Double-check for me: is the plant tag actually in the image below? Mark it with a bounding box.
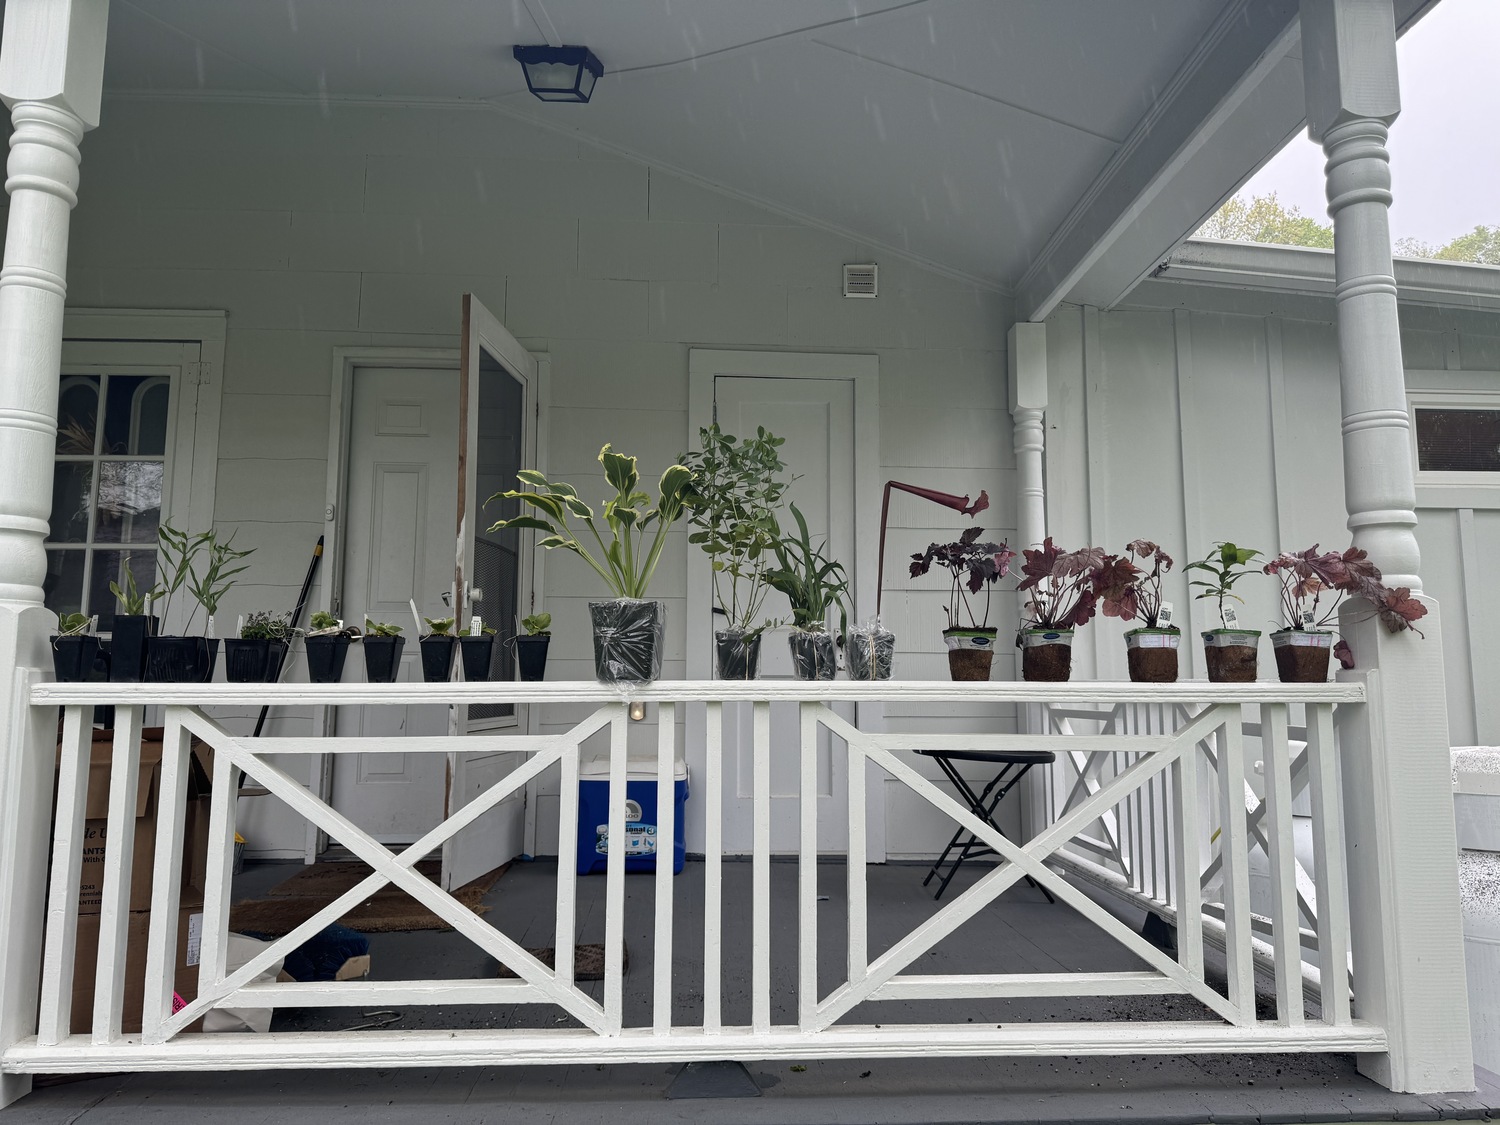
[408,598,424,637]
[1158,601,1174,628]
[206,614,216,639]
[236,614,245,637]
[470,615,483,635]
[1301,609,1316,628]
[1221,605,1239,628]
[186,912,203,967]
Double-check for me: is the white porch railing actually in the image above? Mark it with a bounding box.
[3,680,1378,1076]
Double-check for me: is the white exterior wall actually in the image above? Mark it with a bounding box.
[1047,283,1500,745]
[20,97,1018,857]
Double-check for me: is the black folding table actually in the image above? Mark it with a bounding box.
[916,747,1057,902]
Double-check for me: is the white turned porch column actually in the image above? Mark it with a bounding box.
[1007,322,1048,552]
[1302,0,1471,1095]
[0,0,107,1108]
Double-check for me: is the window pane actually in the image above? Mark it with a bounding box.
[104,375,170,456]
[49,463,93,543]
[44,550,85,618]
[94,461,163,544]
[56,376,100,454]
[1416,408,1500,473]
[89,549,158,633]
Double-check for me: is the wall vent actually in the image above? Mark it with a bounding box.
[843,263,878,298]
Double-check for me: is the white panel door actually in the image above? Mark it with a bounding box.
[714,376,855,853]
[333,367,461,843]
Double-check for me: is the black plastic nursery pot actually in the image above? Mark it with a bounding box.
[51,635,103,683]
[223,638,280,683]
[363,635,406,683]
[515,635,550,682]
[589,600,665,684]
[788,630,837,681]
[305,634,351,684]
[1202,629,1261,683]
[460,635,495,682]
[847,627,895,681]
[420,635,457,683]
[715,630,761,681]
[108,614,156,682]
[145,636,218,684]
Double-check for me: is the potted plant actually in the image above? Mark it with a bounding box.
[305,611,355,684]
[146,526,253,683]
[909,527,1015,681]
[362,619,405,683]
[1185,542,1263,682]
[1015,538,1107,682]
[679,423,792,680]
[107,563,160,682]
[224,611,290,683]
[845,619,896,681]
[459,621,498,682]
[1096,540,1181,682]
[764,504,850,681]
[489,445,693,684]
[513,613,551,682]
[419,616,457,683]
[51,613,102,683]
[1263,544,1428,681]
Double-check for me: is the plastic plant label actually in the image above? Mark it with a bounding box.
[1301,609,1316,628]
[1158,601,1174,627]
[186,912,203,966]
[1221,605,1239,628]
[470,615,483,635]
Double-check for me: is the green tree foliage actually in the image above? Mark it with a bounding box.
[1396,225,1500,265]
[1197,192,1334,248]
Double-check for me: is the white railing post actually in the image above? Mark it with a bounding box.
[1301,0,1471,1093]
[1009,322,1048,844]
[0,1,107,1106]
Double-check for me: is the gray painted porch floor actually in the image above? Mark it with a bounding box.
[8,858,1498,1124]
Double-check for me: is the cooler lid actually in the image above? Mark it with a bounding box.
[578,757,688,782]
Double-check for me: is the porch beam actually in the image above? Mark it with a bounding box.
[1301,0,1471,1095]
[0,0,108,1110]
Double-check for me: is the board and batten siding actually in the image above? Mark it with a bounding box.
[28,97,1019,858]
[1046,286,1500,747]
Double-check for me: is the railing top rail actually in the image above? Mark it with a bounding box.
[30,679,1367,707]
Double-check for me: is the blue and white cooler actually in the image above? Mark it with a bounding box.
[576,758,688,875]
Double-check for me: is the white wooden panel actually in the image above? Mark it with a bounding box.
[579,219,717,283]
[647,281,788,344]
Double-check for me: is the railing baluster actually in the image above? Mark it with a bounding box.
[652,702,676,1035]
[38,705,91,1044]
[752,700,771,1034]
[1171,713,1204,981]
[703,701,722,1033]
[92,705,143,1044]
[847,704,868,986]
[1307,702,1352,1025]
[603,707,628,1033]
[196,717,238,1023]
[141,711,194,1044]
[798,702,819,1029]
[1216,709,1256,1024]
[1262,702,1305,1026]
[554,730,580,995]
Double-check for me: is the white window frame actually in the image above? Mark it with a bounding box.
[1407,370,1500,510]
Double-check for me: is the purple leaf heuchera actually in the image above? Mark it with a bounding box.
[910,527,1015,631]
[1263,543,1427,667]
[1016,537,1108,631]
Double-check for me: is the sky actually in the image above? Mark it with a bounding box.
[1239,0,1500,248]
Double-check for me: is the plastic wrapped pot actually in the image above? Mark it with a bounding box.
[1125,628,1180,683]
[1202,629,1260,683]
[145,636,218,683]
[363,635,406,684]
[847,624,895,681]
[515,635,550,682]
[589,599,665,684]
[1272,629,1332,683]
[944,627,997,681]
[51,635,102,682]
[223,638,282,683]
[788,630,837,681]
[109,614,156,682]
[419,635,457,683]
[715,629,761,681]
[460,635,495,682]
[1020,629,1073,682]
[305,634,351,683]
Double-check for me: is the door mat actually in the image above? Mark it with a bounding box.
[228,864,506,936]
[496,943,625,982]
[264,859,443,898]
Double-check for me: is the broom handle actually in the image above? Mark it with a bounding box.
[251,536,323,738]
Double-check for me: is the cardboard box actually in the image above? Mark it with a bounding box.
[65,727,213,915]
[70,905,204,1035]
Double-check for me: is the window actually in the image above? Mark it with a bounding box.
[45,369,175,631]
[1415,407,1500,473]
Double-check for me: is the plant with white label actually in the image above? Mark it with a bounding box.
[1095,539,1175,630]
[1184,541,1261,628]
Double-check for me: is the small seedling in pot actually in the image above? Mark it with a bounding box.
[109,564,161,617]
[364,619,403,637]
[240,611,290,641]
[56,612,91,637]
[1185,542,1262,627]
[520,612,552,636]
[309,610,343,634]
[424,617,455,636]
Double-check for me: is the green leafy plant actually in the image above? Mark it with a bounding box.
[240,611,290,641]
[309,611,340,632]
[56,612,91,637]
[520,612,552,637]
[364,619,403,637]
[186,530,254,628]
[154,523,211,625]
[487,445,694,600]
[459,624,498,637]
[764,504,850,636]
[109,563,161,617]
[679,424,792,637]
[1185,542,1263,626]
[424,617,455,636]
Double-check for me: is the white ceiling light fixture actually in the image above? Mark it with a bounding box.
[512,45,604,103]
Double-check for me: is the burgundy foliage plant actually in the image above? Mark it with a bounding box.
[909,527,1015,630]
[1095,539,1175,629]
[1263,543,1427,667]
[1016,538,1108,631]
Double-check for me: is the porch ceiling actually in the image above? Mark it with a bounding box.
[24,0,1441,312]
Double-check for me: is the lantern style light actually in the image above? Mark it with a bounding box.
[512,45,604,103]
